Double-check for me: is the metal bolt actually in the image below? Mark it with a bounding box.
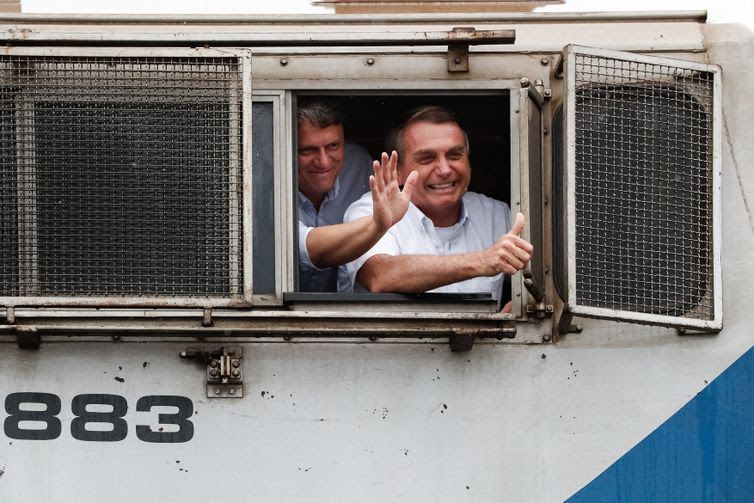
[210,359,219,368]
[209,369,219,378]
[542,334,552,343]
[545,305,554,313]
[232,369,240,378]
[453,57,461,64]
[544,89,552,99]
[215,389,220,395]
[514,108,520,114]
[229,388,236,395]
[520,77,530,88]
[280,58,288,66]
[541,57,549,66]
[366,58,375,65]
[543,127,549,135]
[232,359,240,368]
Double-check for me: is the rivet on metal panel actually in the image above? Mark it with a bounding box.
[210,359,219,368]
[202,308,213,327]
[366,58,375,65]
[542,334,552,343]
[519,77,530,88]
[232,369,240,378]
[544,89,552,100]
[229,388,236,395]
[543,127,549,135]
[280,58,288,66]
[541,57,549,66]
[447,42,469,73]
[209,369,219,378]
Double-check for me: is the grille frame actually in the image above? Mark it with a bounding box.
[562,45,722,330]
[0,46,254,308]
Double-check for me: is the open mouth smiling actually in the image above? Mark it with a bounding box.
[427,181,456,191]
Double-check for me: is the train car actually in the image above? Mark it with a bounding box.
[0,9,751,502]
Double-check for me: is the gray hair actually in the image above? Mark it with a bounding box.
[297,101,344,129]
[388,105,470,166]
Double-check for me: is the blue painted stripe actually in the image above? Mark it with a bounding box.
[567,345,754,503]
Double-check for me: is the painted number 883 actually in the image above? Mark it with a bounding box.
[3,393,194,443]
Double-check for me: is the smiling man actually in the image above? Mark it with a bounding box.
[341,106,533,299]
[297,102,372,291]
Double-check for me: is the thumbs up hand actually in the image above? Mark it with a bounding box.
[477,212,534,276]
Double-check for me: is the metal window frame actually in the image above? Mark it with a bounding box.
[562,44,722,330]
[287,87,525,318]
[0,46,254,308]
[250,90,288,305]
[512,84,546,319]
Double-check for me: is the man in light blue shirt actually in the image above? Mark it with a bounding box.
[297,103,371,291]
[342,106,533,301]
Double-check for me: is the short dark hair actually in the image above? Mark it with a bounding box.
[297,101,344,129]
[388,105,470,166]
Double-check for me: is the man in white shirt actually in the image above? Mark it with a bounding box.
[342,106,533,300]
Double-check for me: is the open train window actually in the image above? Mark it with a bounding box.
[287,91,527,313]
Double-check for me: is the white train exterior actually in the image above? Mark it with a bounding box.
[0,10,751,502]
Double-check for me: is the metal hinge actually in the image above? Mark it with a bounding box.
[180,345,244,398]
[447,27,516,73]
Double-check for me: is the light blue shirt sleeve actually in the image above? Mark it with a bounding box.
[298,220,326,272]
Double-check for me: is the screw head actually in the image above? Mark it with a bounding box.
[232,359,240,368]
[209,369,219,378]
[232,369,241,378]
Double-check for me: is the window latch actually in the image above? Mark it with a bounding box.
[180,345,244,398]
[523,270,544,303]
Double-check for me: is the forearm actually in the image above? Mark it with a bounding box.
[306,216,386,268]
[357,252,488,293]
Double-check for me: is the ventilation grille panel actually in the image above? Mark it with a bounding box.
[0,55,245,300]
[570,49,716,322]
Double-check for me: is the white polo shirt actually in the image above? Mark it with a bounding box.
[340,191,512,298]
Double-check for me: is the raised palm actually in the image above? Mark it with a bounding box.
[369,151,418,232]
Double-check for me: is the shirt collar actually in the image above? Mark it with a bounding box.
[298,173,342,210]
[414,196,470,229]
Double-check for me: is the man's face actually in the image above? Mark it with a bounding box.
[400,121,471,226]
[297,120,345,206]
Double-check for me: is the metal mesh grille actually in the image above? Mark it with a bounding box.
[573,53,714,319]
[0,55,244,299]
